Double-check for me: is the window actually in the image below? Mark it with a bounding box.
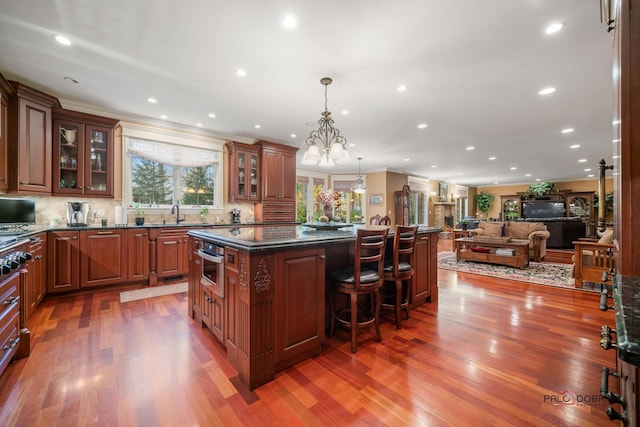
[121,122,224,210]
[407,176,429,225]
[297,170,327,222]
[332,176,366,223]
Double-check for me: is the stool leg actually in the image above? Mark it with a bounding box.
[329,287,336,337]
[395,279,402,329]
[404,277,412,320]
[350,293,358,353]
[374,288,382,342]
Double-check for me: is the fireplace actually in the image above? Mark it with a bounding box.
[434,202,456,229]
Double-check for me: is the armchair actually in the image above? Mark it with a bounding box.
[571,228,616,288]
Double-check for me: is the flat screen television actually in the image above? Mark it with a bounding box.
[523,201,566,219]
[0,197,36,226]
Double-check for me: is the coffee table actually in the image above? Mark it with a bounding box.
[454,237,530,269]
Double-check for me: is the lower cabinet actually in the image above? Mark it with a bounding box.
[80,229,127,288]
[47,231,80,293]
[24,233,46,324]
[127,228,149,282]
[154,228,189,280]
[202,287,224,343]
[411,232,438,307]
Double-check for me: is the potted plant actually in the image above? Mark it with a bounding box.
[460,219,468,230]
[133,203,145,225]
[200,206,209,223]
[474,191,495,217]
[527,181,556,198]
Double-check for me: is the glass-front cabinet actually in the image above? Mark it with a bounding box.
[225,141,261,202]
[52,110,117,197]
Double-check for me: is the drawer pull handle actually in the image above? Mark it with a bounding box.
[3,295,20,306]
[97,231,113,235]
[600,325,617,350]
[3,337,20,351]
[605,406,627,423]
[599,291,613,311]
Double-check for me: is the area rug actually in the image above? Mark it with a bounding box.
[437,251,575,289]
[120,282,188,303]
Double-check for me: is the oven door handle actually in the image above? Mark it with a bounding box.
[197,249,224,263]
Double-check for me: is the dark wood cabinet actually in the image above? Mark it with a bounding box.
[127,228,150,282]
[274,248,325,371]
[7,81,60,194]
[395,185,411,225]
[155,228,189,279]
[411,232,438,307]
[47,231,80,293]
[52,110,118,197]
[226,141,261,202]
[188,237,203,322]
[80,229,127,288]
[24,233,46,325]
[224,246,240,364]
[255,140,298,223]
[0,75,14,193]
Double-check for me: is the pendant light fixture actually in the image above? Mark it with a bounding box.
[301,77,350,167]
[352,157,367,194]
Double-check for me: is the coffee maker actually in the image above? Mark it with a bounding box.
[67,202,89,227]
[230,208,241,224]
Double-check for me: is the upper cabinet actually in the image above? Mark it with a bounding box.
[254,140,298,223]
[0,75,14,193]
[226,141,261,202]
[7,81,60,194]
[52,109,118,197]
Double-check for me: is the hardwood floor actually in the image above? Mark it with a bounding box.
[0,268,615,426]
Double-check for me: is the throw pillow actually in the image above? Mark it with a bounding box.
[598,229,614,244]
[482,222,503,237]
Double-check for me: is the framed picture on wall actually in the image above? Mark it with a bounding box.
[439,183,448,201]
[369,194,383,205]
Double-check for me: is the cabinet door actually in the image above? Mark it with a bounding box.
[80,230,127,287]
[261,147,281,201]
[0,87,9,192]
[280,150,296,202]
[189,238,203,322]
[274,247,325,371]
[24,234,46,324]
[411,234,438,307]
[225,247,240,365]
[83,125,113,196]
[156,230,188,278]
[53,118,84,194]
[47,231,79,293]
[227,142,261,202]
[127,228,149,282]
[15,98,52,193]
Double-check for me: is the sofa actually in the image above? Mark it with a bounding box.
[468,221,551,262]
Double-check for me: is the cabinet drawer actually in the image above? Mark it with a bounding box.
[0,303,20,374]
[0,272,20,321]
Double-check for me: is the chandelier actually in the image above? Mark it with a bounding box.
[301,77,350,167]
[352,157,366,194]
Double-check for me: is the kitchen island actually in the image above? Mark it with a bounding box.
[187,224,440,390]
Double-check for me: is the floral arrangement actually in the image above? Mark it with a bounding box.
[315,188,341,209]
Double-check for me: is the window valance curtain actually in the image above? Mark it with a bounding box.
[129,138,220,167]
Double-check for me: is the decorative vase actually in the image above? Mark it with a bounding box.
[322,205,333,222]
[135,217,145,226]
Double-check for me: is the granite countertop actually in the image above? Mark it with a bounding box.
[188,225,441,251]
[613,275,640,366]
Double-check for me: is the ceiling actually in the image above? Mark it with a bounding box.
[0,0,615,187]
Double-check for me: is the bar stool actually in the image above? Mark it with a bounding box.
[381,225,418,329]
[329,227,389,353]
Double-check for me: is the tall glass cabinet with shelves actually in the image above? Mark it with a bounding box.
[52,110,118,197]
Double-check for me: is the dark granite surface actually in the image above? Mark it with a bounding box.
[613,275,640,366]
[188,224,441,251]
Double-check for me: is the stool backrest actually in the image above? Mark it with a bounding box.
[353,228,389,289]
[379,215,391,225]
[392,225,418,272]
[370,214,382,225]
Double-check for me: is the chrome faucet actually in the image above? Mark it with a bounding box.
[171,204,185,224]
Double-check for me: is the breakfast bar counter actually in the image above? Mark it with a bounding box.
[187,225,440,389]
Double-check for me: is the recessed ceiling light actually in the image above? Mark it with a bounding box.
[196,123,203,127]
[561,128,574,134]
[254,124,261,129]
[613,119,621,125]
[147,97,157,104]
[588,174,595,177]
[403,158,410,162]
[208,113,216,118]
[494,182,499,185]
[341,110,349,115]
[613,155,621,159]
[578,159,587,163]
[397,84,407,92]
[466,146,475,151]
[290,134,296,138]
[431,165,437,168]
[417,123,428,129]
[584,168,592,172]
[458,173,464,176]
[63,76,78,84]
[510,167,517,170]
[539,87,556,95]
[613,139,620,143]
[53,35,71,45]
[535,178,541,181]
[348,143,356,147]
[545,22,564,34]
[570,144,580,149]
[525,173,531,177]
[160,114,168,120]
[236,69,247,77]
[488,156,496,160]
[282,14,297,29]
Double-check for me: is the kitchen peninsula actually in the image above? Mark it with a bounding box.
[187,225,440,390]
